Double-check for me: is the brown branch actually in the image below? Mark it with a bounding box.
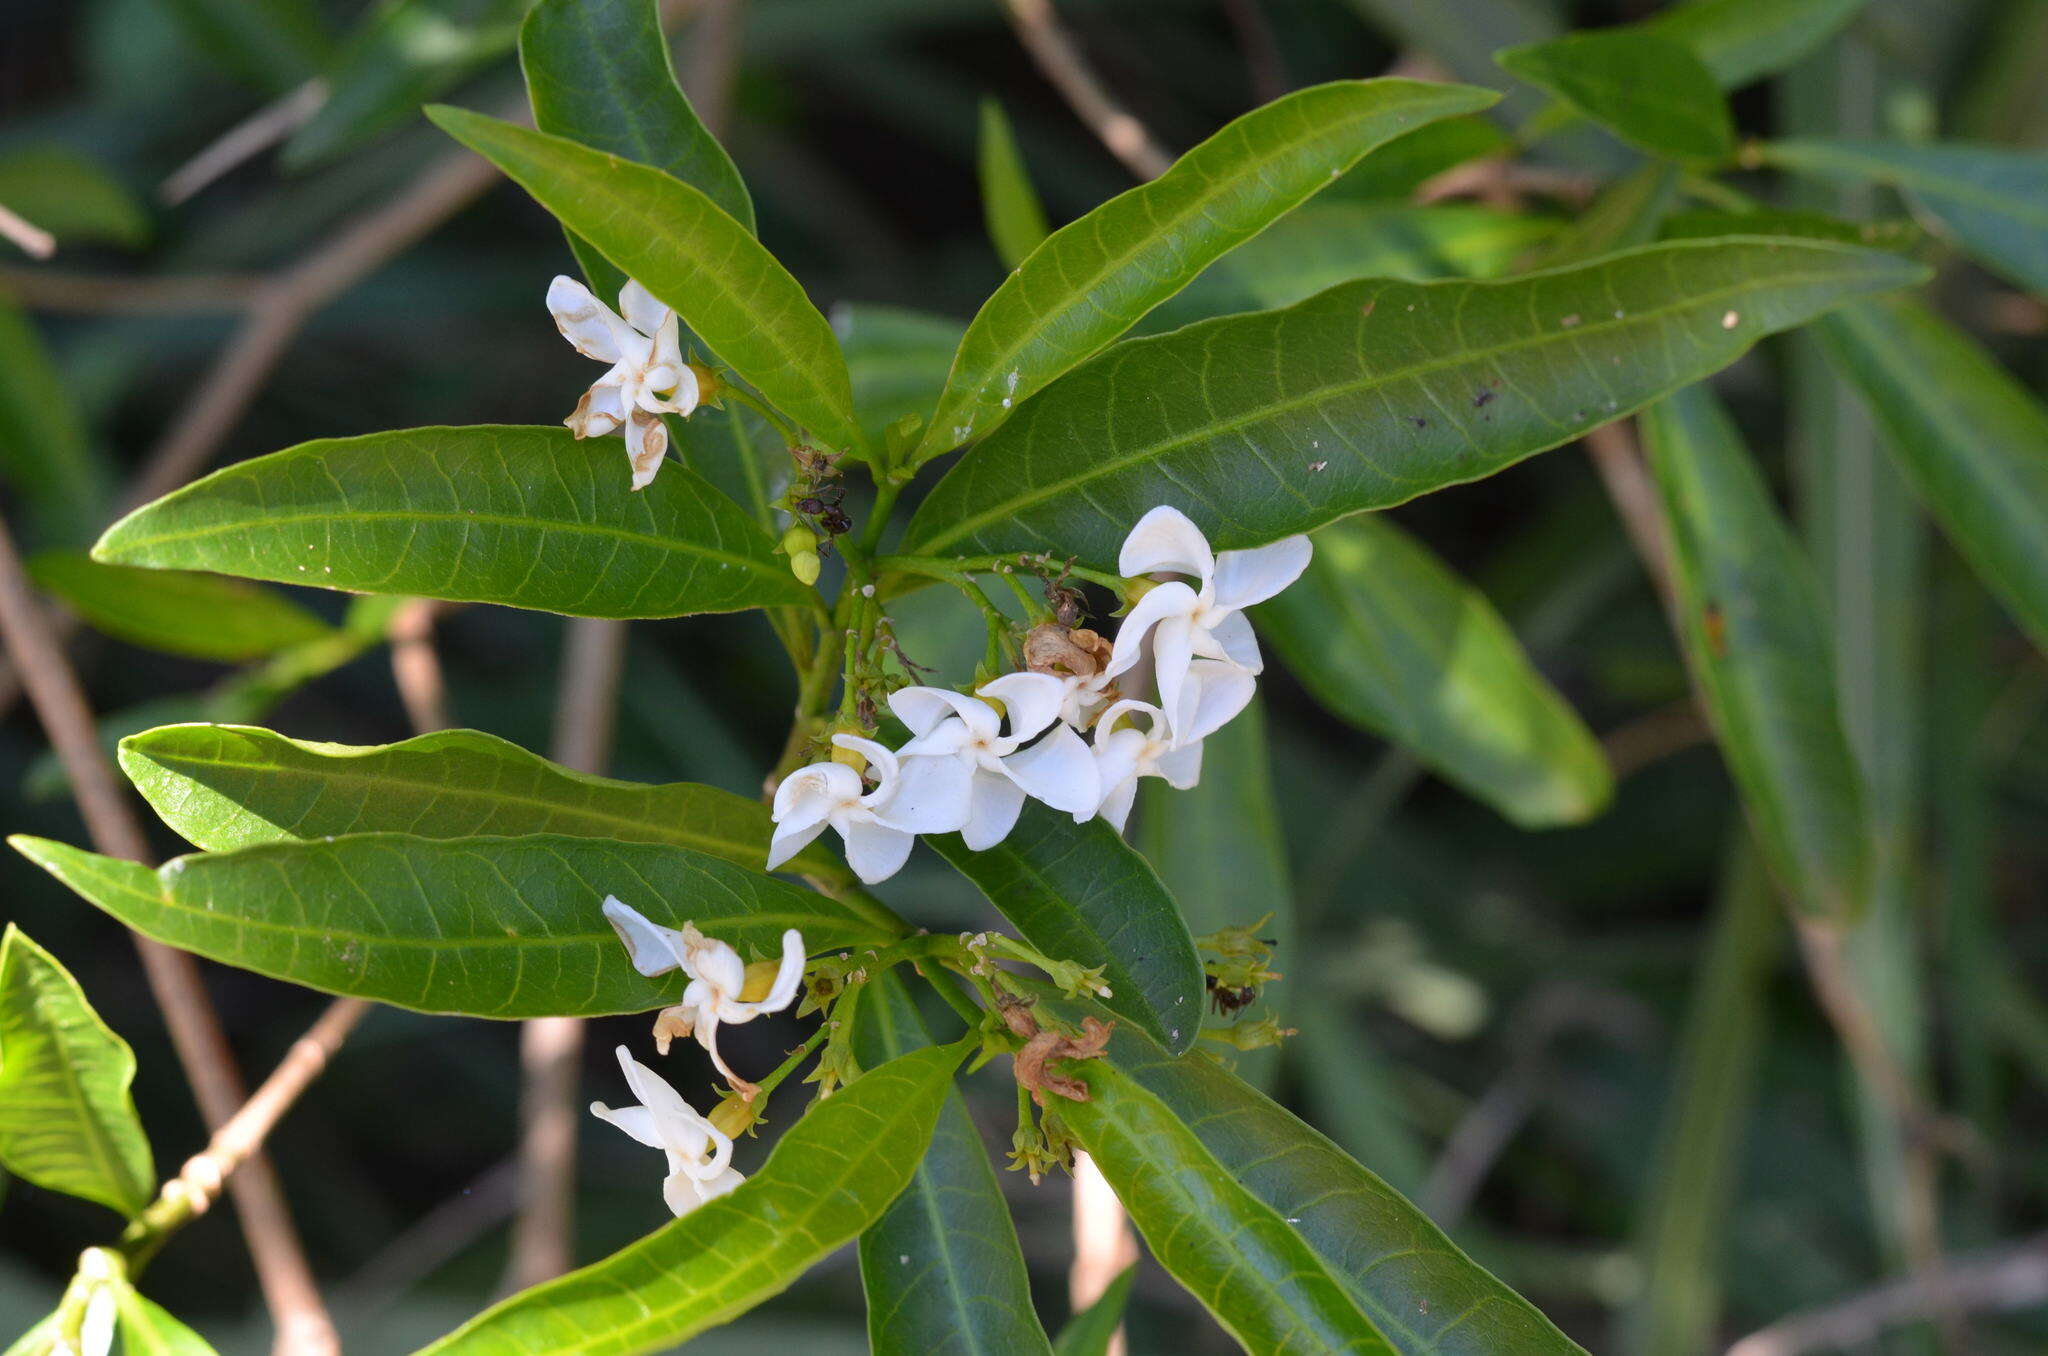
[1726,1235,2048,1356]
[1071,1153,1138,1356]
[0,203,56,259]
[1001,0,1173,180]
[160,80,326,206]
[1582,418,1676,606]
[1600,697,1710,783]
[389,599,453,734]
[0,512,341,1356]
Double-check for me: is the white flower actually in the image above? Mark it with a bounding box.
[1105,506,1310,738]
[1089,696,1205,832]
[891,671,1100,849]
[548,275,700,490]
[589,1045,744,1217]
[768,733,969,883]
[602,897,808,1097]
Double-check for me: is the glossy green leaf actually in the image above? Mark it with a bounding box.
[28,552,335,662]
[1261,517,1611,829]
[116,723,852,884]
[0,293,104,547]
[1052,1264,1134,1356]
[286,0,528,168]
[1816,296,2048,653]
[1659,207,1922,252]
[0,927,154,1218]
[93,426,807,618]
[978,99,1050,271]
[521,0,753,300]
[1640,384,1870,918]
[1643,0,1869,88]
[0,148,149,249]
[1065,1024,1587,1354]
[421,1043,963,1355]
[834,305,965,445]
[112,1287,219,1355]
[150,0,330,91]
[426,109,862,453]
[1760,138,2048,296]
[912,79,1501,462]
[931,801,1202,1053]
[9,833,891,1018]
[1532,162,1677,268]
[1325,116,1512,203]
[1497,32,1735,162]
[855,974,1051,1356]
[906,238,1924,572]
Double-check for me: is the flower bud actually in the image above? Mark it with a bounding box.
[790,548,822,585]
[688,361,724,406]
[709,1095,759,1138]
[738,958,783,1003]
[781,523,816,556]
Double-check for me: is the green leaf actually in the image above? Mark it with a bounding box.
[1052,1264,1134,1356]
[112,1287,220,1355]
[0,148,150,250]
[28,552,335,662]
[0,927,155,1218]
[1496,31,1735,163]
[93,426,808,618]
[1659,207,1923,251]
[977,99,1050,271]
[9,833,891,1018]
[149,0,330,91]
[1532,161,1678,269]
[912,79,1501,462]
[1817,297,2048,654]
[520,0,754,299]
[1640,384,1871,918]
[1323,116,1512,203]
[117,722,851,884]
[426,109,862,454]
[421,1043,964,1355]
[931,801,1203,1053]
[0,292,105,548]
[854,974,1052,1356]
[1643,0,1870,89]
[1064,1024,1587,1354]
[1340,0,1557,113]
[285,0,529,169]
[1258,516,1612,829]
[1760,138,2048,297]
[834,305,966,445]
[904,238,1925,569]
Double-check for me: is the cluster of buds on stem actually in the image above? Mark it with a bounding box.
[776,444,849,585]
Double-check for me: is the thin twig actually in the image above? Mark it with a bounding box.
[1001,0,1173,180]
[160,80,327,206]
[1726,1235,2048,1356]
[0,203,56,259]
[0,513,341,1356]
[0,266,262,313]
[1581,419,1676,606]
[1600,697,1710,783]
[1071,1152,1138,1356]
[389,599,453,734]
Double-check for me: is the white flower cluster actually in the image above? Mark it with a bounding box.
[588,897,809,1218]
[548,276,700,490]
[769,507,1312,883]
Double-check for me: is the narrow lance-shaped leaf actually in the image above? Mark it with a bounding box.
[906,238,1926,570]
[117,723,852,884]
[1496,31,1735,163]
[912,78,1501,462]
[427,109,863,454]
[420,1043,964,1356]
[978,99,1050,271]
[1643,0,1870,89]
[854,974,1052,1356]
[1640,384,1871,918]
[1052,1265,1135,1356]
[0,147,151,250]
[1816,296,2048,654]
[1258,516,1613,829]
[0,927,155,1218]
[93,426,808,618]
[1062,1022,1587,1354]
[152,0,331,92]
[521,0,754,299]
[931,801,1203,1054]
[10,833,894,1018]
[28,552,335,663]
[0,292,105,547]
[113,1284,220,1356]
[1759,139,2048,298]
[1532,161,1678,269]
[834,305,966,445]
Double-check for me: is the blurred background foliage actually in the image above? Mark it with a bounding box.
[1,0,2044,1351]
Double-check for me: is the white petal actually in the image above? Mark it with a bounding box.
[894,715,976,760]
[1089,727,1145,808]
[615,1046,695,1122]
[975,670,1064,742]
[618,278,669,337]
[890,686,999,740]
[590,1100,667,1151]
[765,813,830,871]
[774,761,861,821]
[1211,535,1312,610]
[1002,723,1100,816]
[663,1168,711,1217]
[758,929,806,1012]
[687,933,746,999]
[837,817,915,883]
[602,897,689,976]
[79,1288,116,1356]
[1204,608,1263,673]
[697,1165,745,1201]
[961,767,1026,850]
[872,753,973,834]
[832,733,900,789]
[1106,581,1199,679]
[565,380,626,439]
[1148,614,1197,738]
[1174,660,1255,744]
[624,409,668,490]
[1154,738,1203,790]
[1118,505,1214,582]
[548,276,627,363]
[1097,776,1139,833]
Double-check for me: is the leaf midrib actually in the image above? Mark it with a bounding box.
[916,256,1879,553]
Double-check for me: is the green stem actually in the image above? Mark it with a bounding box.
[921,964,989,1030]
[857,477,904,556]
[752,1022,832,1100]
[877,552,1125,593]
